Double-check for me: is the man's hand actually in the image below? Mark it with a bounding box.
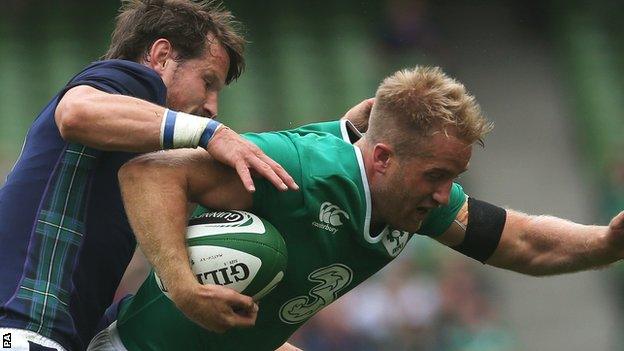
[341,98,374,133]
[605,211,624,255]
[207,126,299,193]
[276,342,303,351]
[171,283,258,333]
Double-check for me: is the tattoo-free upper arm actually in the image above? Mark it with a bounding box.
[483,210,534,269]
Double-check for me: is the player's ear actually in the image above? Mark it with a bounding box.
[372,143,393,174]
[145,39,175,76]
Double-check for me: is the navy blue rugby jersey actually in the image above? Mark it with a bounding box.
[0,59,166,350]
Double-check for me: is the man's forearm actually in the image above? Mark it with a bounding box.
[487,211,618,276]
[118,157,199,295]
[119,149,260,332]
[57,86,298,193]
[56,86,165,152]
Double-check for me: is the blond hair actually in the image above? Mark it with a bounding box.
[366,66,492,156]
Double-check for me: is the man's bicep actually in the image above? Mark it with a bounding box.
[483,210,531,267]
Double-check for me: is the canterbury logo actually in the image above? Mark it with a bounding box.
[318,202,349,226]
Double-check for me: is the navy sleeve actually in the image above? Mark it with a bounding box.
[62,59,167,105]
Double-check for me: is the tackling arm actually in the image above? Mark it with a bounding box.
[118,148,257,332]
[436,200,624,276]
[56,85,297,192]
[56,86,164,152]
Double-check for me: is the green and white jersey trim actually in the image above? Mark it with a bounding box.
[355,146,412,257]
[342,120,405,248]
[333,120,412,256]
[336,120,376,244]
[353,146,376,244]
[339,119,354,143]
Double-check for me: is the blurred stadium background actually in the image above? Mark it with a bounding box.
[2,0,624,350]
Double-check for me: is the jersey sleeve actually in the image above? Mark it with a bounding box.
[242,132,305,215]
[191,132,304,219]
[417,183,467,237]
[293,121,343,137]
[287,119,362,143]
[62,60,166,104]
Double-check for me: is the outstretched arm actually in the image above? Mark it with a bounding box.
[435,200,624,276]
[118,148,257,332]
[487,210,624,275]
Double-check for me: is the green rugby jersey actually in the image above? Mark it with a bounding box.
[115,120,466,350]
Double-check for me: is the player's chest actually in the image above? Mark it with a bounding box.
[258,230,402,327]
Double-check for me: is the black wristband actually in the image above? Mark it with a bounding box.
[453,197,506,263]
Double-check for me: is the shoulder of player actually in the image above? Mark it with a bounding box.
[300,142,366,200]
[244,127,356,167]
[67,59,166,103]
[76,59,159,78]
[286,119,359,142]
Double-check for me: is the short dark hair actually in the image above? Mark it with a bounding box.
[104,0,245,84]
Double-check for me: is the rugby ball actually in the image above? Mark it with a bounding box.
[155,210,287,301]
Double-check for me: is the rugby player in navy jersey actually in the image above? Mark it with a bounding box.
[0,1,300,350]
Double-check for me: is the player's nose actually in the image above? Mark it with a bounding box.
[432,181,452,206]
[203,92,218,118]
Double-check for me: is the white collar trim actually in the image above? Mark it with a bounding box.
[340,119,362,143]
[353,144,386,243]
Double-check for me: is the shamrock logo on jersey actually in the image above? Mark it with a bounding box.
[382,229,410,257]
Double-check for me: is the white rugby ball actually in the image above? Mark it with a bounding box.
[155,210,287,300]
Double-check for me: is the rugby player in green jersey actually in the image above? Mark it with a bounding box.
[91,66,624,350]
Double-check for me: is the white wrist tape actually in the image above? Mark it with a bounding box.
[160,109,222,149]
